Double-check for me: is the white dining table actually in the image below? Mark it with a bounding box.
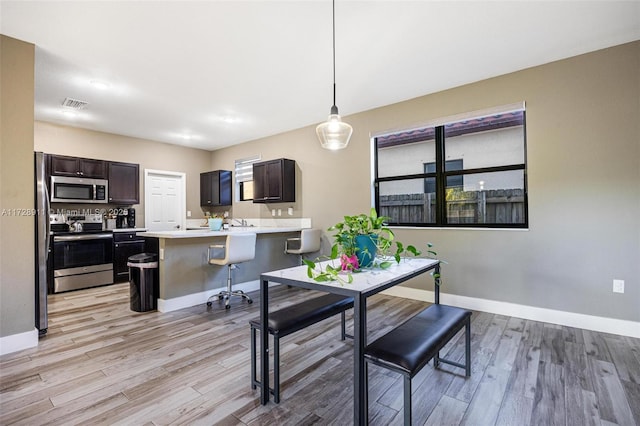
[259,257,440,425]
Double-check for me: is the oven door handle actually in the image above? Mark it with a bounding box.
[54,233,113,242]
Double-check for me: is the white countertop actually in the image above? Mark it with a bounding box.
[138,226,305,239]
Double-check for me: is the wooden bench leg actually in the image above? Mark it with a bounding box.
[403,375,412,426]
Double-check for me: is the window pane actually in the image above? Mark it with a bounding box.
[240,181,253,201]
[424,160,462,193]
[444,111,524,170]
[446,170,525,224]
[378,179,436,224]
[373,107,527,228]
[377,129,436,178]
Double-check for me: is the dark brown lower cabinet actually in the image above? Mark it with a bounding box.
[113,232,145,283]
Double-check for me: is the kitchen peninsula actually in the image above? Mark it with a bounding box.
[139,221,311,312]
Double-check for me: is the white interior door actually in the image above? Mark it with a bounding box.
[144,169,186,232]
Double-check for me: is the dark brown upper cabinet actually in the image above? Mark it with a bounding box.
[252,158,295,203]
[108,161,139,204]
[50,154,107,179]
[200,170,232,207]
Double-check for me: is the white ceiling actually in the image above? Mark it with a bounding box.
[2,1,639,151]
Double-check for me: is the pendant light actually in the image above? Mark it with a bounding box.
[316,0,352,150]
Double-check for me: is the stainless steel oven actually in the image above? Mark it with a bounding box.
[50,214,114,293]
[52,233,114,292]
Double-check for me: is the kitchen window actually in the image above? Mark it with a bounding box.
[373,104,528,228]
[234,155,261,201]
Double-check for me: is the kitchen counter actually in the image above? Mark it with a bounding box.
[139,226,305,239]
[140,225,312,312]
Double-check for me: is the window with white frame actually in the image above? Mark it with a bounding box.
[373,104,528,228]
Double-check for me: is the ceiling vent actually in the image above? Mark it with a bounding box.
[61,97,89,110]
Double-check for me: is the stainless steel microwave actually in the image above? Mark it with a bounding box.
[50,175,108,204]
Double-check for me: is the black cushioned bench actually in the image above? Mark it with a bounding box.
[250,293,354,403]
[364,286,471,425]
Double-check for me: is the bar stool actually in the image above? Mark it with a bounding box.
[207,232,257,309]
[284,228,321,264]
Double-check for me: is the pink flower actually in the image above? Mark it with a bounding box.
[340,253,359,271]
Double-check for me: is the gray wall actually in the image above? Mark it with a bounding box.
[210,41,640,322]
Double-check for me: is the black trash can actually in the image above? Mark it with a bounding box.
[127,253,159,312]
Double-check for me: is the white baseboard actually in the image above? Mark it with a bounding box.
[0,328,39,356]
[158,280,263,313]
[382,286,640,338]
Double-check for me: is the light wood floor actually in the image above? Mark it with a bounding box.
[1,283,639,425]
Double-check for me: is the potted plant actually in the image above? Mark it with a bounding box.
[206,213,224,231]
[304,208,433,284]
[329,207,404,270]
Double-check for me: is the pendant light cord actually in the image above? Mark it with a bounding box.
[332,0,337,109]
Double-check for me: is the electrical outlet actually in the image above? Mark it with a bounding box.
[187,210,191,217]
[613,279,624,293]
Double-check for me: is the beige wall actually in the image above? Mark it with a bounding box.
[34,122,215,223]
[0,35,35,338]
[211,41,640,322]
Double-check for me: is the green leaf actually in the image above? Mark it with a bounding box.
[303,259,315,269]
[379,261,392,269]
[330,244,339,259]
[407,245,421,256]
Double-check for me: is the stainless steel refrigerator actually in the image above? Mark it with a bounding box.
[34,152,50,335]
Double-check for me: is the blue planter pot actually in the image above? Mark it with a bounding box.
[208,218,223,231]
[355,234,378,268]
